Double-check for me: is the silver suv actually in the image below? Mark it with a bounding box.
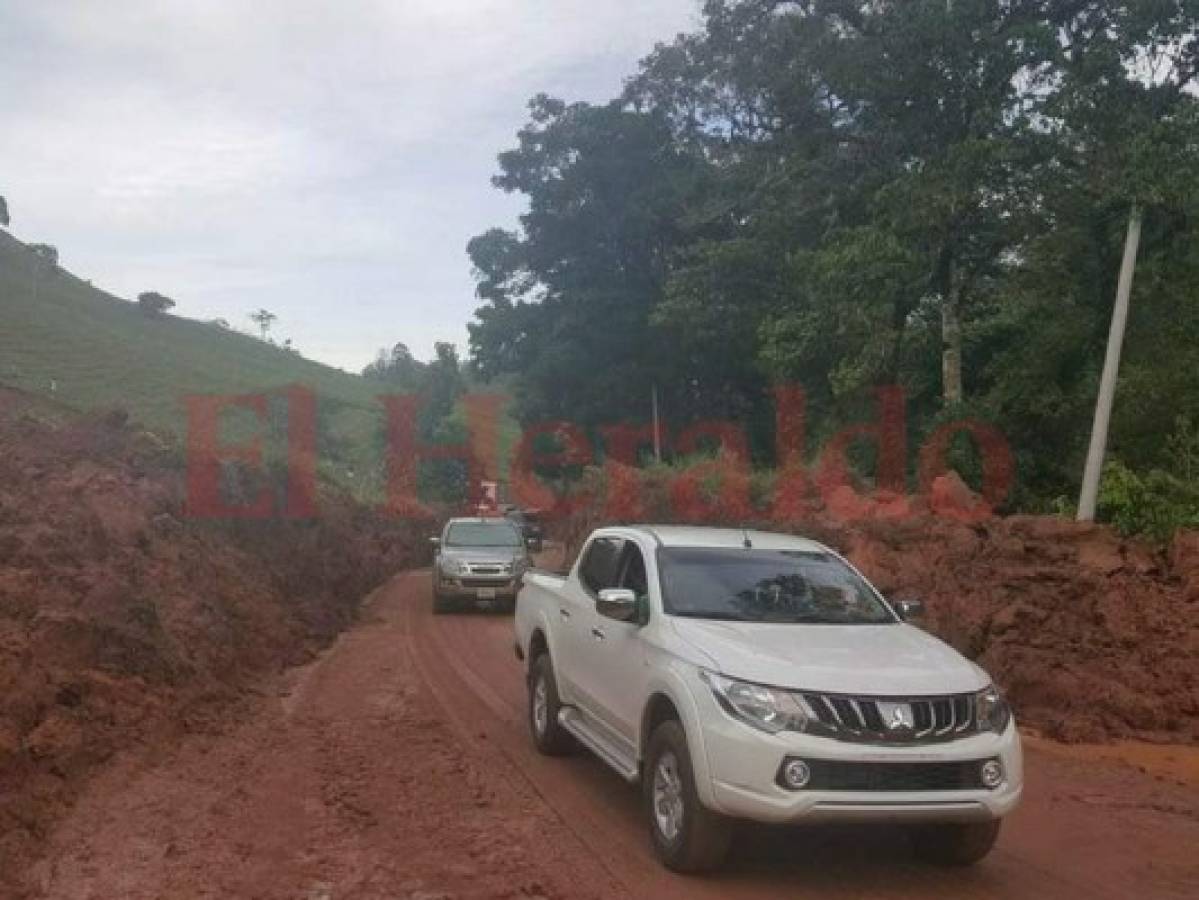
[431,517,529,614]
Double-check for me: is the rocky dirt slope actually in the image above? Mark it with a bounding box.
[0,389,432,888]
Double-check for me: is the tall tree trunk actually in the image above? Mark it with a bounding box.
[941,288,963,406]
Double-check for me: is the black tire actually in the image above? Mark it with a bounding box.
[432,589,454,614]
[911,820,1002,866]
[527,652,575,755]
[643,720,732,873]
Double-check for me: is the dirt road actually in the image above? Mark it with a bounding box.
[23,570,1199,899]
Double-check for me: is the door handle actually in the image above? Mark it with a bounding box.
[559,608,571,620]
[590,627,605,641]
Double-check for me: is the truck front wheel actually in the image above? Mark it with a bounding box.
[528,653,574,755]
[643,720,731,873]
[911,820,1001,866]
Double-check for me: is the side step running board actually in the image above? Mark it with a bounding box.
[558,708,639,782]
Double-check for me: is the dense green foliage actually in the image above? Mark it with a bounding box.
[468,0,1199,524]
[362,341,475,503]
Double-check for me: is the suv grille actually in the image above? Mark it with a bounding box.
[466,564,505,575]
[799,759,987,792]
[801,692,976,744]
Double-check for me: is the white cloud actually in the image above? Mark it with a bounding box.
[0,0,699,370]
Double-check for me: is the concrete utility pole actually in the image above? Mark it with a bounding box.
[1078,205,1143,521]
[651,384,662,463]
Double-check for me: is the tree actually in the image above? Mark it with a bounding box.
[363,341,424,387]
[28,244,58,268]
[469,0,1199,516]
[468,96,704,429]
[0,195,9,229]
[137,291,176,316]
[249,308,277,341]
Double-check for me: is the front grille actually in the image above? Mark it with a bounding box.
[799,759,987,792]
[460,576,511,588]
[466,564,505,575]
[801,691,976,744]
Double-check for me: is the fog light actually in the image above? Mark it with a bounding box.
[980,759,1004,789]
[781,758,811,790]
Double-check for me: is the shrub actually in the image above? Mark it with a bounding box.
[1098,460,1199,541]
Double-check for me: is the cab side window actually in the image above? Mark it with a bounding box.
[579,537,623,595]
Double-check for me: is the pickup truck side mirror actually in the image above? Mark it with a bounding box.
[596,588,638,623]
[894,598,925,621]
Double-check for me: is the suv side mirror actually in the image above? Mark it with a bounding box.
[894,598,925,621]
[429,536,440,552]
[596,588,638,623]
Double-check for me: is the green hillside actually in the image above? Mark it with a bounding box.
[0,229,387,496]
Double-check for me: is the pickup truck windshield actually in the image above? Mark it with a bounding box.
[659,548,896,625]
[445,522,522,548]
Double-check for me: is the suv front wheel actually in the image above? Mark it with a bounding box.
[643,719,731,873]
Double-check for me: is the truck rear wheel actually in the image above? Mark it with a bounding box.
[643,719,731,873]
[528,653,574,755]
[911,819,1001,866]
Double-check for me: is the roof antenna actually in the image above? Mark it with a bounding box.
[741,527,753,549]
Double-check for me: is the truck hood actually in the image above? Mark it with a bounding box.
[669,618,988,696]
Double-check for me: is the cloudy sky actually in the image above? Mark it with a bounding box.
[1,1,698,371]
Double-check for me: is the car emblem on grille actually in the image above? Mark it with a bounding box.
[877,701,914,735]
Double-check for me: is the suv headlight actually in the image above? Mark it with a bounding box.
[442,559,468,576]
[975,684,1011,733]
[701,671,809,734]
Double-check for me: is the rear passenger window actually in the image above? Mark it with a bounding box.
[579,537,623,594]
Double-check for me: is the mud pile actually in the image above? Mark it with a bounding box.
[0,390,432,882]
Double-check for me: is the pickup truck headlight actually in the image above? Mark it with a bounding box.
[975,684,1011,733]
[701,671,809,734]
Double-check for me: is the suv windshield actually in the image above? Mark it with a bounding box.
[445,522,522,548]
[659,548,895,625]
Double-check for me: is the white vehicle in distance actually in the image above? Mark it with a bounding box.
[513,525,1021,872]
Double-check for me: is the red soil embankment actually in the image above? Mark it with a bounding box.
[0,389,432,885]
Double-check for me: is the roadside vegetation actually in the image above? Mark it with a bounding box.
[467,0,1199,539]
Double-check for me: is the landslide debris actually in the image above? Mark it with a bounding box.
[0,389,432,885]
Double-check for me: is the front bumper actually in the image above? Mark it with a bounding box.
[694,685,1023,825]
[435,574,519,600]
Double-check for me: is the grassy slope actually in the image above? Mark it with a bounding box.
[0,229,387,494]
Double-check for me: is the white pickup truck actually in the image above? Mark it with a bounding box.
[514,525,1022,872]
